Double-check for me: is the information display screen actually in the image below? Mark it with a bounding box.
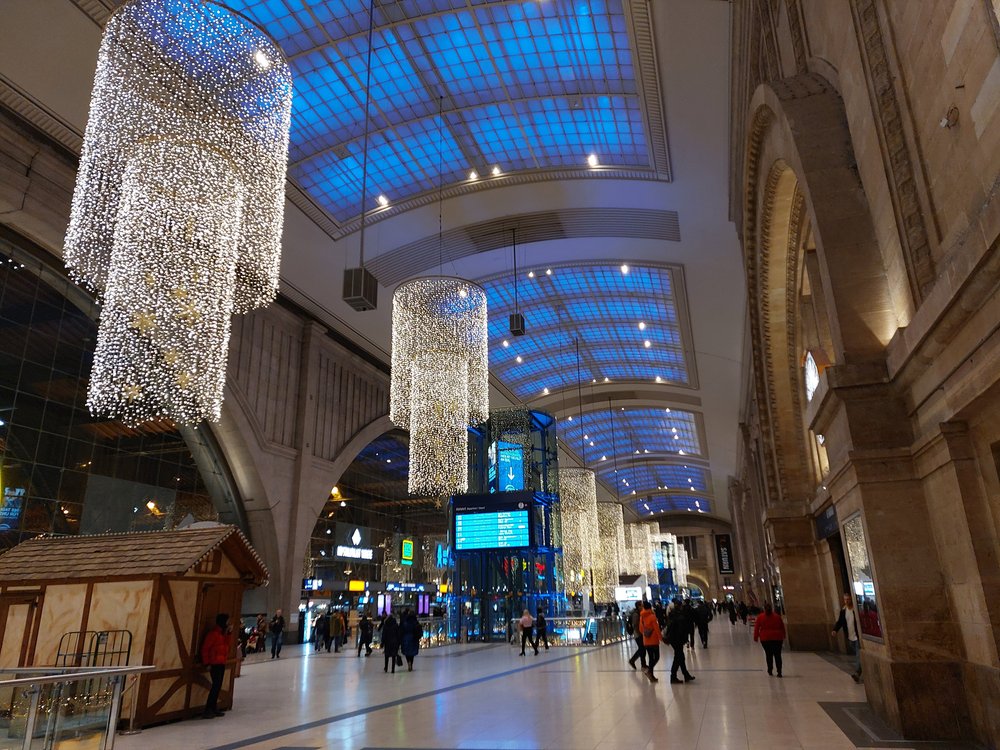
[454,494,532,551]
[488,440,525,493]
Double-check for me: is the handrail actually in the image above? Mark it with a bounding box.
[0,665,156,688]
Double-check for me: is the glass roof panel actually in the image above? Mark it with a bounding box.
[596,463,711,497]
[481,265,690,399]
[634,495,711,516]
[223,0,652,222]
[557,407,703,463]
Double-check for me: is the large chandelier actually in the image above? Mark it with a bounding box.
[642,521,661,583]
[391,277,488,496]
[559,468,598,596]
[64,0,292,425]
[594,502,625,601]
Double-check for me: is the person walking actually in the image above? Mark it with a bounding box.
[255,613,268,653]
[400,609,423,671]
[200,613,231,719]
[380,612,401,673]
[357,613,374,657]
[330,609,345,653]
[269,609,285,659]
[535,609,550,651]
[833,593,863,682]
[637,601,661,682]
[313,611,329,653]
[682,599,697,649]
[693,600,713,648]
[664,605,695,684]
[518,609,537,656]
[753,602,786,677]
[728,601,737,626]
[627,602,647,670]
[738,601,748,625]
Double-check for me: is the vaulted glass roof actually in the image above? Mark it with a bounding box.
[481,264,692,399]
[556,406,703,462]
[635,495,711,517]
[223,0,655,223]
[597,463,711,498]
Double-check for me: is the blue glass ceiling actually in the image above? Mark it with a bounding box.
[222,0,651,222]
[481,265,690,398]
[556,407,703,463]
[597,463,711,498]
[635,495,711,517]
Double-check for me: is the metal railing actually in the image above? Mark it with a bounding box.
[0,665,155,750]
[369,617,449,650]
[510,617,628,647]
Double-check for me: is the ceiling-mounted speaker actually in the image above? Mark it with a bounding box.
[343,267,378,311]
[509,312,526,336]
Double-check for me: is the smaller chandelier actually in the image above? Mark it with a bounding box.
[559,468,598,595]
[391,277,488,496]
[594,502,625,601]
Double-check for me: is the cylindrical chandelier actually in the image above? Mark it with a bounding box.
[559,468,598,596]
[594,502,625,602]
[624,522,652,579]
[391,277,488,496]
[65,0,292,425]
[642,521,661,584]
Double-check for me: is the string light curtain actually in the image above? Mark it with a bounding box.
[65,0,292,425]
[624,522,652,579]
[391,277,488,496]
[594,502,625,601]
[559,468,598,597]
[642,521,661,583]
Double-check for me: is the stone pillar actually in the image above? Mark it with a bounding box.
[765,511,830,649]
[813,368,972,740]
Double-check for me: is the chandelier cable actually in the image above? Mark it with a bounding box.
[437,94,444,275]
[575,337,585,464]
[512,228,518,315]
[609,397,620,503]
[357,0,376,268]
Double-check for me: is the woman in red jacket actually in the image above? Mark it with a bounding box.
[200,613,232,718]
[752,602,786,677]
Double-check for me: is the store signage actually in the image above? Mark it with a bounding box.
[302,578,324,591]
[614,586,643,601]
[453,494,532,551]
[386,582,427,592]
[333,524,374,561]
[434,543,450,568]
[401,538,414,566]
[715,534,735,575]
[815,505,839,540]
[348,579,366,592]
[0,487,24,531]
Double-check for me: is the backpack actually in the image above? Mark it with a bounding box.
[625,617,634,636]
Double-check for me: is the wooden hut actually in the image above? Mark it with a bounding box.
[0,524,267,726]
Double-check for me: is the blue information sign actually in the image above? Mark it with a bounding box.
[455,510,529,550]
[488,440,525,493]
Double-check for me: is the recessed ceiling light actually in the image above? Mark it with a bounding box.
[502,339,509,347]
[601,455,607,461]
[644,340,651,348]
[620,263,629,274]
[583,434,589,439]
[545,268,552,275]
[469,170,478,180]
[253,49,271,70]
[528,271,535,278]
[326,528,332,534]
[458,288,468,298]
[678,450,686,455]
[386,458,392,463]
[543,387,549,395]
[588,153,599,167]
[516,355,523,363]
[377,194,389,207]
[567,415,573,421]
[340,500,347,507]
[672,427,678,433]
[638,321,646,330]
[655,376,662,383]
[589,441,594,446]
[604,377,610,383]
[665,407,671,413]
[492,165,502,176]
[673,434,679,440]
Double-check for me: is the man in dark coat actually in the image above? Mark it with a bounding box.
[664,605,696,685]
[693,600,713,648]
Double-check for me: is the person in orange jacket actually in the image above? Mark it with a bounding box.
[637,601,661,683]
[200,613,232,719]
[753,602,787,677]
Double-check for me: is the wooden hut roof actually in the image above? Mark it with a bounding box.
[0,525,268,586]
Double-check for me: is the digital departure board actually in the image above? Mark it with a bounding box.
[455,509,530,550]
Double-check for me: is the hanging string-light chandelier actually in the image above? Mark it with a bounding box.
[65,0,292,425]
[391,278,488,496]
[594,502,625,601]
[559,467,598,596]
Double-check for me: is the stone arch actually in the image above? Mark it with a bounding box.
[743,72,896,504]
[685,571,712,595]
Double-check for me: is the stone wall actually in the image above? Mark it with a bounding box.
[731,0,1000,745]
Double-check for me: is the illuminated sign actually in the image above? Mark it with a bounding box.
[348,580,366,592]
[715,534,735,575]
[454,496,531,551]
[401,538,414,566]
[386,582,426,592]
[333,524,374,562]
[0,488,24,531]
[302,578,324,591]
[434,543,450,568]
[488,440,525,493]
[614,586,643,601]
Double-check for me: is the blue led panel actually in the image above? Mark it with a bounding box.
[222,0,652,221]
[635,495,711,516]
[596,463,711,498]
[480,265,690,399]
[558,408,702,473]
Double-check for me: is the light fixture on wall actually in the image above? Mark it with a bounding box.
[65,0,292,425]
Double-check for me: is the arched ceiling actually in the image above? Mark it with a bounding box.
[0,0,742,525]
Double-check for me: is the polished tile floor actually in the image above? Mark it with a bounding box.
[119,623,873,750]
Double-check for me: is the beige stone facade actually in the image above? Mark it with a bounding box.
[730,0,1000,745]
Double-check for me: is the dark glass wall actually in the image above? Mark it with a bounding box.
[0,234,242,549]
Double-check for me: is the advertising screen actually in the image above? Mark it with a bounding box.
[488,440,525,493]
[454,496,531,551]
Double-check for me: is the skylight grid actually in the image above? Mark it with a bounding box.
[636,496,711,516]
[227,0,654,221]
[557,407,703,460]
[597,464,711,496]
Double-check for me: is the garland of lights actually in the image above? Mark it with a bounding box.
[594,502,625,602]
[624,522,652,579]
[642,521,661,583]
[391,277,488,495]
[558,468,598,597]
[65,0,292,425]
[489,407,537,490]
